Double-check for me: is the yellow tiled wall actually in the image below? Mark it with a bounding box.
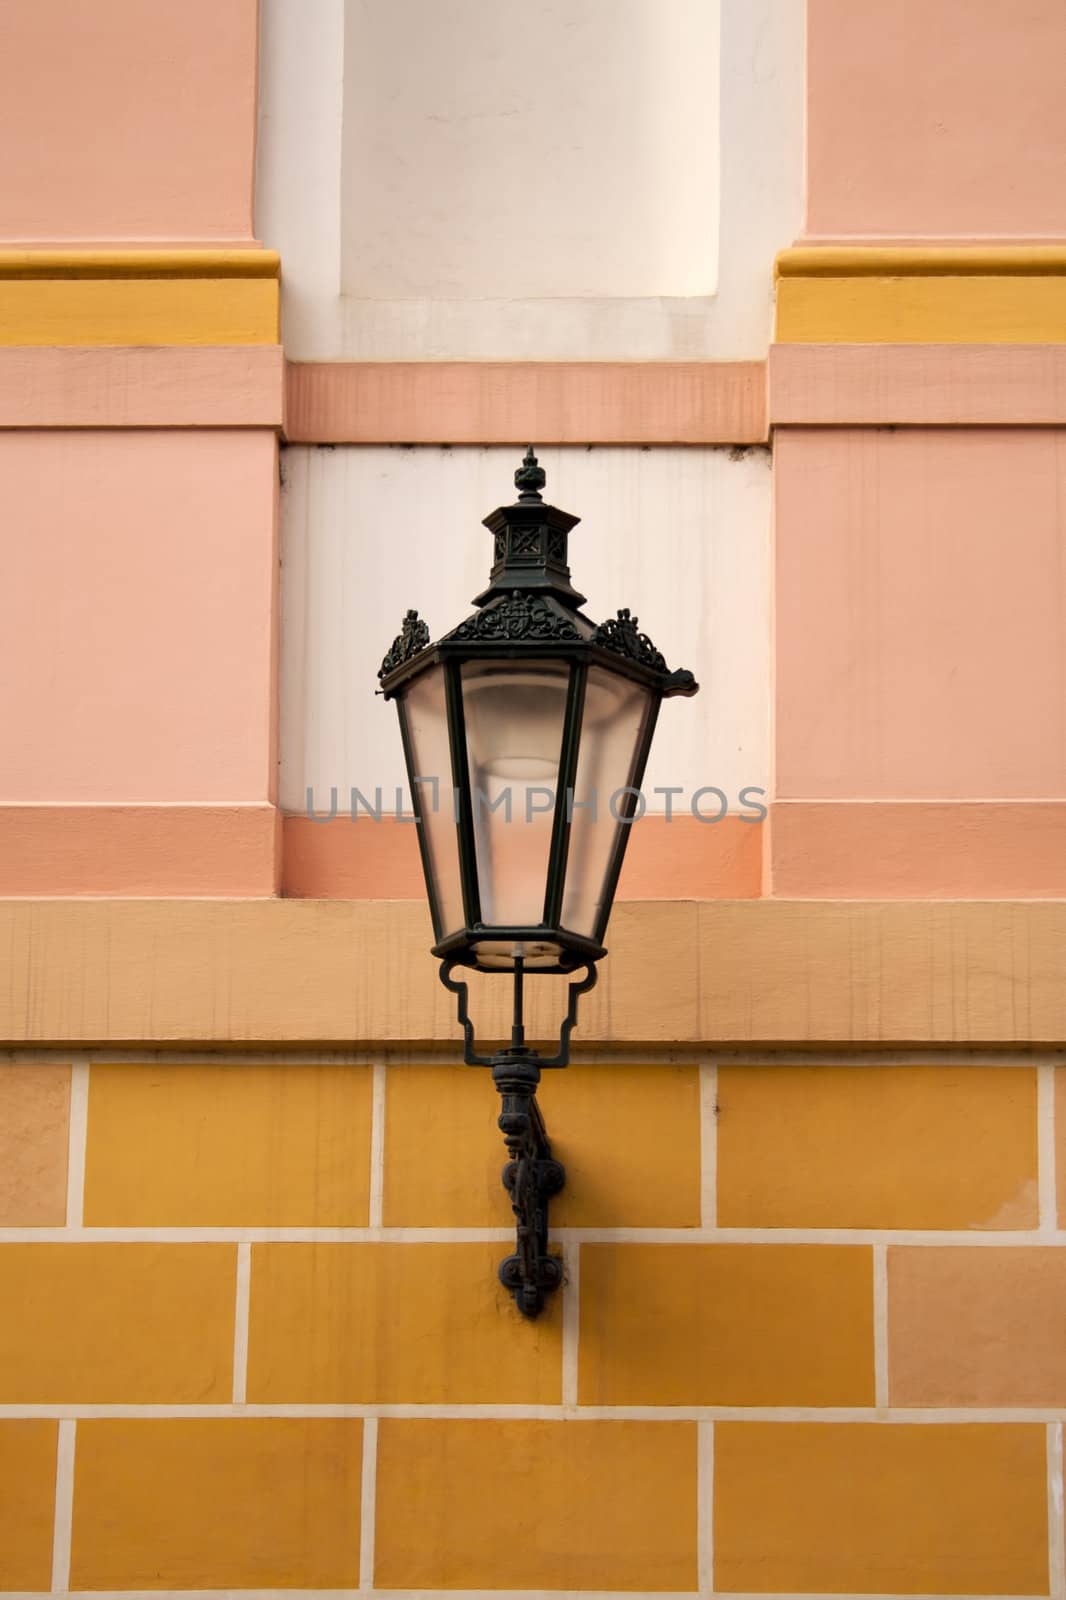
[0,1056,1062,1594]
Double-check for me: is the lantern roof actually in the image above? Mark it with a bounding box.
[379,448,699,699]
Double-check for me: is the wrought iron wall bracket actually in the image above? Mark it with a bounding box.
[437,958,598,1069]
[493,1051,565,1318]
[437,956,598,1317]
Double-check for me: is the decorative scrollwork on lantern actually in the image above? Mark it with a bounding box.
[590,607,668,671]
[509,528,543,558]
[452,591,581,643]
[378,609,431,678]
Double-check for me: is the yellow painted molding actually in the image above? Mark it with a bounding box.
[777,246,1066,279]
[775,246,1066,343]
[3,898,1066,1048]
[0,280,279,347]
[0,249,280,345]
[777,276,1066,345]
[0,249,280,279]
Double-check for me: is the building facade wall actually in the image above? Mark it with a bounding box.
[2,1,1066,1596]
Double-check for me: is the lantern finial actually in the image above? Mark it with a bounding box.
[476,450,585,607]
[514,445,546,503]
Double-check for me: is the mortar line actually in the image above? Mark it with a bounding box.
[368,1061,387,1229]
[697,1420,714,1596]
[4,1223,1062,1246]
[231,1242,252,1405]
[1049,1422,1065,1600]
[561,1240,580,1409]
[699,1063,718,1229]
[30,1590,1055,1600]
[0,1226,514,1244]
[65,1058,90,1228]
[50,1418,76,1594]
[359,1416,378,1592]
[28,1591,1060,1600]
[7,1402,1066,1423]
[1039,1064,1058,1234]
[873,1243,889,1407]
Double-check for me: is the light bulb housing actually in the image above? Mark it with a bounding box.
[378,450,698,977]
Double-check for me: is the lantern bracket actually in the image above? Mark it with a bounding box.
[437,956,598,1070]
[437,956,598,1317]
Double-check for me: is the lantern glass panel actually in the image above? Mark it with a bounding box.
[401,664,464,941]
[561,665,655,939]
[461,656,569,953]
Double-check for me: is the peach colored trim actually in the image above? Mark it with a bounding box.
[281,815,763,900]
[777,246,1066,278]
[0,250,279,279]
[282,817,425,900]
[0,348,284,429]
[770,345,1066,426]
[284,362,767,445]
[0,807,280,896]
[3,899,1066,1046]
[771,803,1066,899]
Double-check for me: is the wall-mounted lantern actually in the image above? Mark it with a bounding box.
[379,449,698,1317]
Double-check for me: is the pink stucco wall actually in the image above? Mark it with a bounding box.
[806,0,1066,239]
[0,0,259,242]
[0,430,277,803]
[775,427,1066,801]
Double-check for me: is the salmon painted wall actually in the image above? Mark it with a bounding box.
[772,1,1066,896]
[0,0,260,244]
[805,0,1066,241]
[0,0,280,895]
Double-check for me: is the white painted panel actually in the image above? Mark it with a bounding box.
[340,0,719,300]
[256,0,803,359]
[280,447,770,815]
[255,0,344,312]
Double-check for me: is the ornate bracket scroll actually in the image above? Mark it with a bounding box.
[590,607,698,694]
[493,1052,565,1318]
[590,607,668,670]
[378,609,430,679]
[436,957,599,1317]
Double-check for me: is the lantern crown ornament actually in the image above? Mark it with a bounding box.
[378,450,698,1317]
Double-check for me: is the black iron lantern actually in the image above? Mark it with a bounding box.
[379,449,698,1316]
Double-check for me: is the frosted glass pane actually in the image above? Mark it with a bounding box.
[401,666,464,941]
[461,659,569,932]
[562,667,653,939]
